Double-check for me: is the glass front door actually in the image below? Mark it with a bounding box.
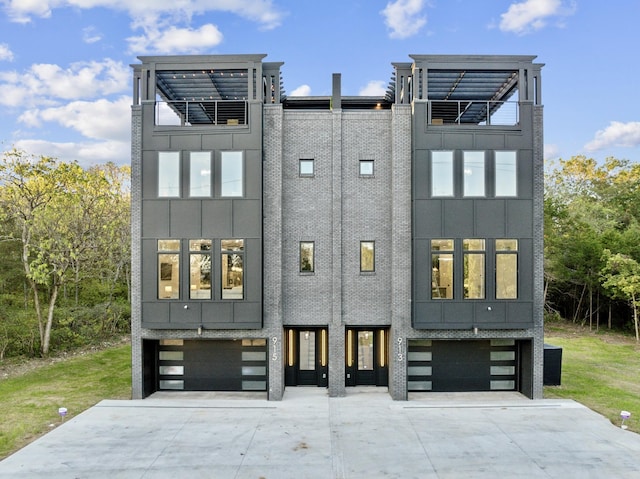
[284,328,328,387]
[345,328,389,387]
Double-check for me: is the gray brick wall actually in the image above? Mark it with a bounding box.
[130,105,142,399]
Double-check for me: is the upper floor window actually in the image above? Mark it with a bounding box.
[189,152,212,197]
[463,151,485,197]
[158,239,180,299]
[300,241,315,272]
[360,241,375,272]
[220,151,243,197]
[158,152,180,197]
[495,151,517,197]
[463,239,485,299]
[189,239,212,299]
[431,151,454,197]
[221,239,244,299]
[431,239,454,299]
[496,239,518,299]
[359,160,374,177]
[299,159,315,177]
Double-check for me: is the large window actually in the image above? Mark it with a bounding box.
[463,151,485,197]
[360,241,375,272]
[495,151,517,197]
[463,239,485,299]
[189,152,212,197]
[431,151,454,197]
[300,241,315,272]
[221,239,244,299]
[431,239,453,299]
[189,239,211,299]
[220,151,243,197]
[158,239,180,299]
[158,152,180,197]
[496,239,518,299]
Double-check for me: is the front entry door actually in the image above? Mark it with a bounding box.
[284,328,328,387]
[345,328,389,387]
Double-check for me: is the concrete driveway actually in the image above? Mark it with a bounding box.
[1,389,639,478]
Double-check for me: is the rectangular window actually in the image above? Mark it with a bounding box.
[189,152,212,197]
[300,241,315,272]
[463,239,485,299]
[220,151,243,197]
[221,239,244,299]
[158,152,180,197]
[431,151,454,197]
[463,151,485,197]
[189,239,212,299]
[360,241,375,272]
[431,239,453,299]
[158,239,180,299]
[495,151,517,197]
[359,160,374,176]
[496,239,518,299]
[299,159,314,177]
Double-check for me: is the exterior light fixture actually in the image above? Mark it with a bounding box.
[473,327,479,335]
[197,325,203,336]
[621,411,631,429]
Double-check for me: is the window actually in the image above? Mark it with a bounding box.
[158,152,180,197]
[431,239,453,299]
[359,160,374,177]
[463,239,485,299]
[299,159,314,177]
[221,151,243,197]
[496,239,518,299]
[360,241,375,272]
[463,151,485,197]
[300,241,315,272]
[221,239,244,299]
[431,151,454,197]
[189,152,212,197]
[189,239,212,299]
[158,240,180,299]
[495,151,517,197]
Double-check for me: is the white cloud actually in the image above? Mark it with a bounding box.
[11,138,131,168]
[544,143,560,160]
[3,0,284,29]
[289,84,311,97]
[584,121,640,152]
[381,0,427,39]
[359,80,387,96]
[0,59,129,107]
[500,0,575,35]
[0,43,14,61]
[127,23,223,54]
[19,96,131,142]
[82,26,103,44]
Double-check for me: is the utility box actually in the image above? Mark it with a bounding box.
[543,344,562,386]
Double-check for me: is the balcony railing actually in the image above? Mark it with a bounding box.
[155,100,248,126]
[428,100,519,126]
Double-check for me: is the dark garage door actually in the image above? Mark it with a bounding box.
[158,339,267,391]
[408,339,517,392]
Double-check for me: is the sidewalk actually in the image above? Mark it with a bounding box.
[1,388,640,478]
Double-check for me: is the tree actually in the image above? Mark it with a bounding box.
[601,250,640,341]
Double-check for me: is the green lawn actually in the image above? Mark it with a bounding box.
[544,322,640,433]
[0,343,131,460]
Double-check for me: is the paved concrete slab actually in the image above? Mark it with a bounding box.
[1,388,640,478]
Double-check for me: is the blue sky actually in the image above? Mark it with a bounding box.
[0,0,639,168]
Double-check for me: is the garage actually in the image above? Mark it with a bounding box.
[407,339,518,392]
[148,339,267,393]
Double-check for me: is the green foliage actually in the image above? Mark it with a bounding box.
[545,156,640,333]
[0,149,131,357]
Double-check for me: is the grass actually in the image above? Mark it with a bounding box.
[544,321,640,433]
[0,343,131,460]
